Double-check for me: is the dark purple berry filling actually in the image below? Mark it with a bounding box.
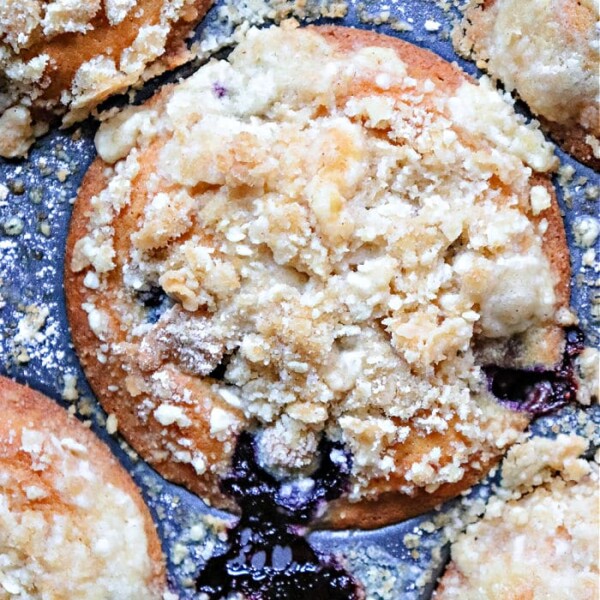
[136,285,172,324]
[213,82,228,98]
[484,327,584,416]
[208,353,232,382]
[196,432,362,599]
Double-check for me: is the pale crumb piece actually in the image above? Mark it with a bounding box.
[424,19,441,31]
[189,523,206,541]
[529,185,551,216]
[585,134,600,159]
[403,532,421,549]
[581,248,595,267]
[15,348,30,364]
[0,106,35,158]
[390,20,414,32]
[572,215,600,248]
[171,542,189,565]
[154,404,192,428]
[500,434,591,494]
[83,270,101,289]
[3,216,24,236]
[14,305,49,345]
[210,406,241,439]
[558,164,576,186]
[585,184,599,200]
[57,167,69,182]
[62,373,79,401]
[574,347,599,405]
[555,306,577,327]
[82,302,110,340]
[106,413,119,434]
[105,0,137,25]
[39,221,51,236]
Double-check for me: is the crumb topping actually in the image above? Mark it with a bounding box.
[0,0,205,157]
[436,442,598,600]
[0,422,160,599]
[454,0,600,142]
[500,433,591,493]
[74,23,562,500]
[574,347,600,406]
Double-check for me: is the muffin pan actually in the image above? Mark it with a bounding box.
[0,1,598,597]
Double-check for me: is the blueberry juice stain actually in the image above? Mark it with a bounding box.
[196,432,363,600]
[484,327,585,416]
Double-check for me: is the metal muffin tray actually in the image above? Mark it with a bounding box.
[1,1,598,598]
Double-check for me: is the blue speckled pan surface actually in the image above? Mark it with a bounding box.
[0,1,598,598]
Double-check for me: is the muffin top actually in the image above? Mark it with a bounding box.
[435,434,599,600]
[0,0,212,157]
[454,0,600,166]
[67,22,569,523]
[0,377,165,599]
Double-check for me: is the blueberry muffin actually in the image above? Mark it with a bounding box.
[0,376,165,598]
[66,22,575,529]
[435,434,599,599]
[454,0,600,169]
[0,0,213,158]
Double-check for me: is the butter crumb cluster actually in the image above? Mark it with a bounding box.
[500,433,592,493]
[73,24,562,501]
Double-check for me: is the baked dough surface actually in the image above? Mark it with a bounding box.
[0,0,213,157]
[66,22,570,528]
[0,376,165,599]
[454,0,600,169]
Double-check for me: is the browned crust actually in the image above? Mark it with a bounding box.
[311,25,466,93]
[539,116,600,172]
[65,150,239,511]
[0,375,166,592]
[464,0,599,171]
[532,174,570,311]
[19,0,213,124]
[65,25,571,530]
[322,460,498,530]
[319,394,531,530]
